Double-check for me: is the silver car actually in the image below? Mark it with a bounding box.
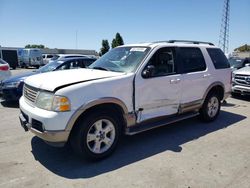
[0,58,11,81]
[232,66,250,96]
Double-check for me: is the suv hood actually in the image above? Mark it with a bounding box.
[233,66,250,75]
[24,68,125,91]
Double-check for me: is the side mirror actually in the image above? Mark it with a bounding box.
[245,63,250,67]
[142,65,155,78]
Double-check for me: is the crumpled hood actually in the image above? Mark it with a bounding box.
[233,66,250,75]
[24,68,125,91]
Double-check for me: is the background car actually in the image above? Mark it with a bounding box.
[232,65,250,96]
[0,58,11,81]
[229,57,250,70]
[19,48,43,68]
[48,54,93,63]
[0,56,97,101]
[42,54,55,65]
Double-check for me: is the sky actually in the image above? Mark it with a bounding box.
[0,0,249,53]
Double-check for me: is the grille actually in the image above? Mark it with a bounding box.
[23,84,39,104]
[234,74,250,86]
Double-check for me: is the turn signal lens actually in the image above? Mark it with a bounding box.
[52,96,71,112]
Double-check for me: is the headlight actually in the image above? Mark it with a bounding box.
[36,92,54,110]
[3,81,21,88]
[35,91,71,112]
[232,72,235,82]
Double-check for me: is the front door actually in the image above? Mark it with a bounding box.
[135,47,181,123]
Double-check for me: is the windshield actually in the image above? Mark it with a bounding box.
[38,61,61,73]
[228,58,243,67]
[89,47,150,73]
[51,55,60,60]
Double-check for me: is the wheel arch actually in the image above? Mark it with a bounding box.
[65,97,129,135]
[202,82,225,103]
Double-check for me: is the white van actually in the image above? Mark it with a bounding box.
[20,49,43,68]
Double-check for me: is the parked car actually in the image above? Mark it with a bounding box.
[19,40,231,160]
[42,54,55,65]
[19,48,43,68]
[232,66,250,96]
[0,58,11,82]
[229,57,250,70]
[0,57,96,101]
[48,54,92,63]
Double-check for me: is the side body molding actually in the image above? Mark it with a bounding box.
[65,97,136,132]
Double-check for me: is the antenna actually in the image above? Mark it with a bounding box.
[219,0,230,53]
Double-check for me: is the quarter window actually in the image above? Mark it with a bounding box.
[207,48,230,69]
[180,47,206,73]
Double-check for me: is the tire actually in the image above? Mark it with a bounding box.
[199,93,221,122]
[70,110,121,160]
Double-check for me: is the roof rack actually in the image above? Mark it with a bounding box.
[168,40,214,46]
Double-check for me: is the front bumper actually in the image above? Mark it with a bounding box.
[1,88,21,101]
[19,96,73,145]
[232,85,250,95]
[19,112,69,146]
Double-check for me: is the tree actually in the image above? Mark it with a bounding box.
[234,44,250,52]
[25,44,45,49]
[111,33,124,48]
[99,40,110,56]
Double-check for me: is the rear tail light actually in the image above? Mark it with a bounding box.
[0,65,9,71]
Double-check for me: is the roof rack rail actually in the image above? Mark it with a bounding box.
[168,40,214,46]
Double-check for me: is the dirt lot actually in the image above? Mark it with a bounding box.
[0,69,250,188]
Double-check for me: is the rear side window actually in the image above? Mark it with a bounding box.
[180,47,206,73]
[207,48,230,69]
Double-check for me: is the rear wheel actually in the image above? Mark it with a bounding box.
[70,110,121,160]
[199,93,221,122]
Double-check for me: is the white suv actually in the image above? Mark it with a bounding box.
[19,40,231,160]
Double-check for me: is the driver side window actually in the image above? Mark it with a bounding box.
[147,47,176,77]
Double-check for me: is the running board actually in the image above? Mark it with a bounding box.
[125,111,199,135]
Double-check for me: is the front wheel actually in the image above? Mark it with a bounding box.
[70,110,121,160]
[199,93,221,122]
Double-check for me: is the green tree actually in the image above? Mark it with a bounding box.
[25,44,45,48]
[111,33,124,48]
[234,44,250,52]
[99,40,110,56]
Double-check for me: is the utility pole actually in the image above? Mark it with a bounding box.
[75,30,78,49]
[219,0,230,54]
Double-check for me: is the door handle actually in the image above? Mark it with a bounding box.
[203,74,211,78]
[170,78,181,84]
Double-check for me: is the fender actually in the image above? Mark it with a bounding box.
[202,81,225,103]
[65,97,136,132]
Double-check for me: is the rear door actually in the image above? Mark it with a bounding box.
[179,47,209,106]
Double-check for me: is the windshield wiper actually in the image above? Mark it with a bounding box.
[92,66,110,71]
